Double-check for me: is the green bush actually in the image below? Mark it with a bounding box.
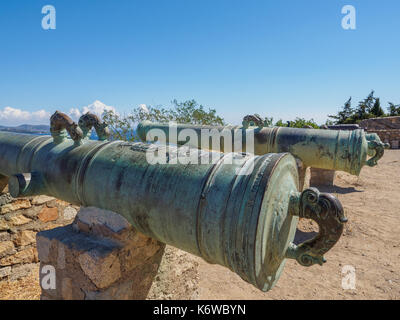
[102,99,225,142]
[274,118,319,129]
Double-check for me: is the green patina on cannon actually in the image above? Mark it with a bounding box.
[0,112,346,291]
[137,115,389,180]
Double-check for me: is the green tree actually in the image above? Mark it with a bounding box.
[168,99,225,126]
[328,91,387,124]
[274,119,285,127]
[370,97,385,117]
[102,99,225,142]
[263,116,274,127]
[357,91,374,115]
[388,102,400,116]
[274,118,319,129]
[325,119,334,126]
[352,90,384,122]
[328,97,354,124]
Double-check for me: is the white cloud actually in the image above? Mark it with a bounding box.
[139,104,149,114]
[68,100,117,121]
[82,100,116,117]
[0,100,117,126]
[32,109,51,120]
[68,108,82,120]
[0,106,51,125]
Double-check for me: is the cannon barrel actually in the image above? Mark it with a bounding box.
[137,119,388,176]
[0,114,346,291]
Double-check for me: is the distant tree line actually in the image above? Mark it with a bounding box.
[265,117,319,129]
[102,92,399,142]
[103,99,320,142]
[327,90,400,125]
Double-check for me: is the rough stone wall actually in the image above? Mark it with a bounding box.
[37,207,165,300]
[0,186,78,282]
[359,116,400,149]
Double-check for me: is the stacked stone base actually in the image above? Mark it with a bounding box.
[1,188,78,282]
[309,168,336,187]
[37,207,165,300]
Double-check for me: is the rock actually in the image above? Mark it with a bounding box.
[1,205,13,215]
[56,199,70,207]
[37,213,165,300]
[0,241,16,258]
[14,230,37,246]
[7,214,32,226]
[9,263,38,281]
[61,278,73,300]
[0,220,8,231]
[46,200,57,208]
[38,207,58,222]
[0,266,11,278]
[57,243,66,269]
[41,223,64,231]
[0,247,38,266]
[12,198,31,209]
[0,232,10,242]
[0,175,9,194]
[31,195,55,205]
[63,207,77,220]
[74,207,130,235]
[120,235,162,273]
[22,207,40,219]
[0,199,31,214]
[78,249,121,289]
[36,234,52,263]
[84,279,136,300]
[0,193,13,206]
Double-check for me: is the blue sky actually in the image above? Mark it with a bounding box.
[0,0,399,126]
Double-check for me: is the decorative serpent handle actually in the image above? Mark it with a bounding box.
[50,111,110,145]
[366,140,390,167]
[50,111,84,145]
[78,112,110,141]
[287,188,347,267]
[242,114,266,129]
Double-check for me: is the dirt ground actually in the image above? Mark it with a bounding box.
[1,150,399,300]
[194,149,400,300]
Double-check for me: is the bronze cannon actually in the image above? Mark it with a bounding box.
[0,112,346,291]
[137,116,389,188]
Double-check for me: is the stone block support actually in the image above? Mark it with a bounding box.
[36,207,165,300]
[309,168,336,187]
[0,175,8,193]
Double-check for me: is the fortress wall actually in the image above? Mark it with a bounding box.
[359,116,400,149]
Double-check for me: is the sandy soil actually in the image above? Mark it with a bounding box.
[194,149,400,300]
[1,150,399,300]
[0,265,40,300]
